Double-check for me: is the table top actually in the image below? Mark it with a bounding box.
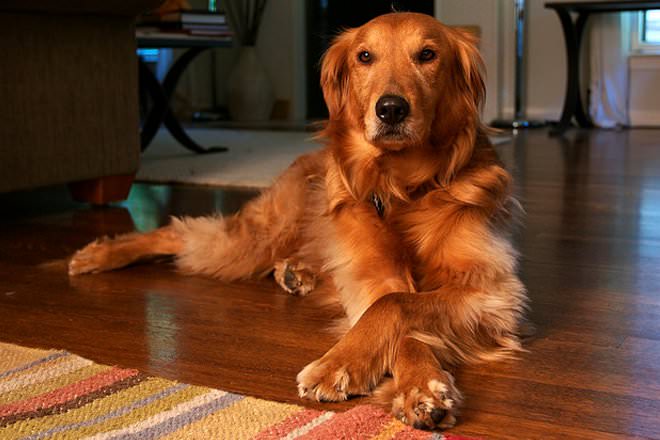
[545,1,660,13]
[137,31,233,49]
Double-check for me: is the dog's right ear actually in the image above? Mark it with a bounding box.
[320,29,356,119]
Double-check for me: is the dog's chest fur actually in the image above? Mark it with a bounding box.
[323,141,473,290]
[370,176,452,275]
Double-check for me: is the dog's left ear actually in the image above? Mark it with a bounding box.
[450,28,486,112]
[436,28,486,184]
[320,29,356,119]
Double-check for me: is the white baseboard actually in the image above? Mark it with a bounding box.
[495,106,562,123]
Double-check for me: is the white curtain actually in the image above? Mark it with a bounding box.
[589,12,633,128]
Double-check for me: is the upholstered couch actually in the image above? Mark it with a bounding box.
[0,0,162,203]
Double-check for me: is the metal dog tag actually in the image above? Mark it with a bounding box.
[371,192,385,218]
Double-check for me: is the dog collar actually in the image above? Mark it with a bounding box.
[371,192,385,218]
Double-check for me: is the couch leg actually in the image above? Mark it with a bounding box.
[68,174,135,205]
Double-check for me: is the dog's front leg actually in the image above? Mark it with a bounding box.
[297,293,406,401]
[298,201,414,401]
[322,203,415,325]
[298,276,525,427]
[379,337,461,430]
[295,292,458,408]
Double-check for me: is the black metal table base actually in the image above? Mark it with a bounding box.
[548,8,593,136]
[138,47,227,154]
[545,1,660,136]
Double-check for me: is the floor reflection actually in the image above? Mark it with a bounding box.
[122,184,258,232]
[145,292,180,369]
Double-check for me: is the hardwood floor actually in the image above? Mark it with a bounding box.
[1,128,660,439]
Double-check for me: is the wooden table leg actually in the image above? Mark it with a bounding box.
[68,174,135,205]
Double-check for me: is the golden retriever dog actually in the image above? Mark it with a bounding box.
[69,12,526,430]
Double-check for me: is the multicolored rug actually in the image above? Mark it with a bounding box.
[0,343,476,439]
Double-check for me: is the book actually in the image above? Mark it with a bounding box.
[136,28,233,42]
[139,21,230,31]
[140,10,227,26]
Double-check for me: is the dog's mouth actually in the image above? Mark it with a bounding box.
[375,124,406,139]
[371,122,416,148]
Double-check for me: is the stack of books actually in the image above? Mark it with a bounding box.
[138,10,233,38]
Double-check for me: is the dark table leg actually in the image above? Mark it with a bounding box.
[138,59,168,149]
[574,13,594,129]
[139,48,227,154]
[550,9,593,136]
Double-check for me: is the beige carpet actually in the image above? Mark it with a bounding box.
[138,128,511,189]
[137,128,322,189]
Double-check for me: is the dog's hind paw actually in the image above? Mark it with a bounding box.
[273,259,316,296]
[68,237,130,276]
[68,239,110,276]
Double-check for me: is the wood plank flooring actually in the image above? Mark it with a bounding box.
[1,128,659,439]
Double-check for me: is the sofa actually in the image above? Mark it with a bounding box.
[0,0,162,203]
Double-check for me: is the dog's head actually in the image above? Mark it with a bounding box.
[320,13,485,152]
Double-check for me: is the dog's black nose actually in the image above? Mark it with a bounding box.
[375,95,409,125]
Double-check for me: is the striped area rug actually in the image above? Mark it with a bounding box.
[0,343,477,440]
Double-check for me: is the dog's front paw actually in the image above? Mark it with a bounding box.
[391,371,461,431]
[296,353,376,402]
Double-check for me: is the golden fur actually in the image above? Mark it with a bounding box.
[69,13,527,430]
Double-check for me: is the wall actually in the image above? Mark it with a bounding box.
[253,0,306,121]
[512,0,567,121]
[629,56,660,126]
[435,0,503,122]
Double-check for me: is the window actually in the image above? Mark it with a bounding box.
[642,10,660,43]
[632,10,660,53]
[137,48,160,64]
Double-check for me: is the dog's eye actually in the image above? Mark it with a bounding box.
[358,51,372,64]
[418,48,436,62]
